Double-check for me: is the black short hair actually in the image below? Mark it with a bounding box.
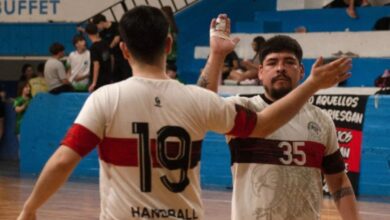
[85,23,98,35]
[21,63,33,74]
[119,6,169,65]
[72,34,86,46]
[92,14,107,24]
[259,35,303,64]
[49,42,65,55]
[37,62,45,73]
[253,36,266,52]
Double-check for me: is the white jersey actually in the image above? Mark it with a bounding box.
[62,76,257,220]
[226,94,345,220]
[67,50,90,86]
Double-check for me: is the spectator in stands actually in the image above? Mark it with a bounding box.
[0,84,5,139]
[92,14,132,82]
[19,64,36,82]
[18,64,36,95]
[85,23,112,92]
[221,51,241,83]
[228,36,266,84]
[67,35,90,92]
[14,81,31,136]
[162,6,179,78]
[29,63,48,97]
[44,43,73,94]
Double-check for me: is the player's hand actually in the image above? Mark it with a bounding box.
[88,83,96,93]
[307,56,352,89]
[17,210,36,220]
[209,14,240,57]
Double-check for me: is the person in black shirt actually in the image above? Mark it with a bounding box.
[92,14,132,82]
[85,23,112,92]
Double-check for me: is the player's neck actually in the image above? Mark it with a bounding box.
[132,63,169,80]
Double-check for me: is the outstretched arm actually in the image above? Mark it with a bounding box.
[325,172,360,220]
[17,146,82,220]
[251,56,351,137]
[197,14,239,92]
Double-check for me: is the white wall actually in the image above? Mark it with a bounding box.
[195,31,390,59]
[0,0,119,22]
[277,0,333,11]
[0,0,193,23]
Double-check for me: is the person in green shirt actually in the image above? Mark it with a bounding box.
[14,81,32,135]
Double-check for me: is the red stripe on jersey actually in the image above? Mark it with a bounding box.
[62,124,101,157]
[227,104,257,137]
[229,138,326,169]
[99,137,202,167]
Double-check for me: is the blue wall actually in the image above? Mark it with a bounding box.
[0,103,20,161]
[360,96,390,196]
[3,92,387,196]
[19,93,99,177]
[0,23,78,56]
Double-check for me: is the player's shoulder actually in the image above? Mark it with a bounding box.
[185,85,220,97]
[224,94,263,110]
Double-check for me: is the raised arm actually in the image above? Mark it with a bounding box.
[251,56,352,137]
[197,14,239,92]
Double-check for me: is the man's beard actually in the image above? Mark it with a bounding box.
[264,74,293,100]
[264,86,292,100]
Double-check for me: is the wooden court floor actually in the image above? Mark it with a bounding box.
[1,163,390,219]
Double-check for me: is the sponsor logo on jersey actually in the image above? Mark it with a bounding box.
[308,121,322,141]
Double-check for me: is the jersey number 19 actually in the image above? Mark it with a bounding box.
[133,122,191,193]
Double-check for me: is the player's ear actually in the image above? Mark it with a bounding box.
[299,63,305,80]
[258,64,264,81]
[165,34,173,55]
[120,42,131,60]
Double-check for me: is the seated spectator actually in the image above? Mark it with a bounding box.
[221,51,241,82]
[67,35,90,92]
[19,64,36,82]
[17,63,36,95]
[227,36,266,84]
[29,62,48,97]
[44,42,73,94]
[14,81,31,137]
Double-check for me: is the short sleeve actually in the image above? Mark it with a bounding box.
[322,114,345,174]
[61,89,107,157]
[198,89,257,137]
[74,90,106,138]
[57,61,67,80]
[90,45,99,63]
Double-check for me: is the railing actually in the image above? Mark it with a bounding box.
[78,0,199,25]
